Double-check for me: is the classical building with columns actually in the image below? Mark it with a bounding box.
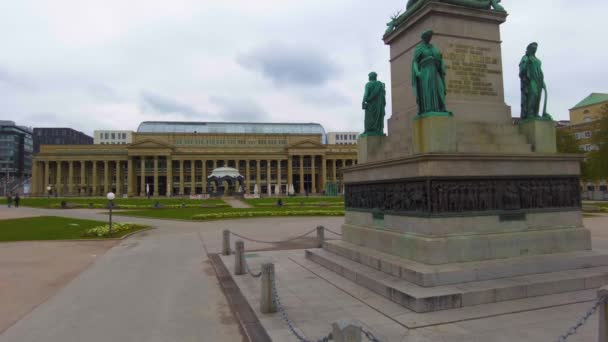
[30,122,358,197]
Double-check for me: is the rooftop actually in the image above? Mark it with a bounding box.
[571,93,608,110]
[137,121,327,143]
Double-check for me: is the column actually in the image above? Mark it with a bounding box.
[44,161,50,194]
[31,161,39,195]
[213,160,217,170]
[103,161,110,195]
[191,160,196,195]
[332,159,337,182]
[256,160,261,194]
[299,155,304,194]
[80,161,86,195]
[277,159,282,195]
[92,161,98,196]
[68,161,74,195]
[287,156,293,194]
[140,157,146,197]
[115,161,122,196]
[166,157,173,197]
[266,160,271,195]
[321,155,327,194]
[311,155,316,194]
[245,160,250,194]
[179,160,185,196]
[127,157,134,197]
[153,157,159,197]
[56,161,62,196]
[201,160,207,194]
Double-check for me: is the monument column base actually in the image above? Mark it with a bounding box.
[357,135,387,164]
[519,118,557,153]
[413,113,456,154]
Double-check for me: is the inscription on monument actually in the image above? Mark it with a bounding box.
[444,44,501,97]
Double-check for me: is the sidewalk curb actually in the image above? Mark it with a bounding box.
[209,253,272,342]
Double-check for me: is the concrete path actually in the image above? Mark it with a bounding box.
[0,207,343,342]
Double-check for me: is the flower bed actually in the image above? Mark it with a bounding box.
[190,210,344,221]
[83,223,147,238]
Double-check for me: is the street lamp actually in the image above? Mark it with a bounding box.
[47,186,52,199]
[107,192,115,237]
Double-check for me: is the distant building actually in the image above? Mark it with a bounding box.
[0,121,33,180]
[327,132,359,145]
[33,128,93,153]
[94,130,133,145]
[558,93,608,200]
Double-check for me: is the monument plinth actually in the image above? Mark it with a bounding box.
[307,1,608,313]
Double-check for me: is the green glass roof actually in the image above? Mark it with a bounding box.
[571,93,608,110]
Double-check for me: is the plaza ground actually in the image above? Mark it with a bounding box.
[0,206,607,341]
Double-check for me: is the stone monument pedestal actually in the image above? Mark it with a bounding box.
[357,135,387,164]
[306,1,608,314]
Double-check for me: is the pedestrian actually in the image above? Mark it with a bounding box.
[7,193,13,208]
[14,193,20,208]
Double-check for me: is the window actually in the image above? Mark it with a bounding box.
[584,117,593,123]
[111,133,116,139]
[584,131,592,138]
[122,133,127,139]
[104,133,109,139]
[600,186,608,192]
[588,186,596,191]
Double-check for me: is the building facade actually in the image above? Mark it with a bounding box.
[33,128,93,153]
[31,122,358,197]
[94,130,133,145]
[327,132,359,145]
[0,121,33,179]
[560,93,608,200]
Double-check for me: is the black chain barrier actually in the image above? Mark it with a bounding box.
[556,295,606,342]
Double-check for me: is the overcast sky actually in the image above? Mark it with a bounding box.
[0,0,605,135]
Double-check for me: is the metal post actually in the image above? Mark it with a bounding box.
[109,200,113,237]
[234,240,245,275]
[599,286,608,342]
[260,263,277,314]
[223,230,231,256]
[332,320,363,342]
[316,225,325,248]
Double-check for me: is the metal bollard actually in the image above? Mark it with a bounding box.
[332,319,362,342]
[316,225,325,248]
[234,240,246,276]
[599,286,608,342]
[260,263,277,314]
[223,230,231,256]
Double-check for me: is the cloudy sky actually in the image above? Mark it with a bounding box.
[0,0,605,135]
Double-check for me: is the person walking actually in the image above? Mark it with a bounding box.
[14,193,20,208]
[7,193,13,208]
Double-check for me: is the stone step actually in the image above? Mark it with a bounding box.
[324,240,608,287]
[306,248,608,313]
[457,142,533,154]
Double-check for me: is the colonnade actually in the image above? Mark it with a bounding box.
[30,155,357,197]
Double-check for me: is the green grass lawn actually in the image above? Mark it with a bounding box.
[0,216,148,241]
[244,196,344,208]
[0,197,227,209]
[115,206,344,221]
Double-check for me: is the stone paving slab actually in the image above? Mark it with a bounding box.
[221,249,601,341]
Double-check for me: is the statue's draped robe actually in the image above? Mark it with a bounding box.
[519,55,544,118]
[362,81,386,135]
[412,43,447,114]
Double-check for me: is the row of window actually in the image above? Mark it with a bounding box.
[587,186,608,192]
[100,142,128,145]
[335,134,357,141]
[336,142,356,145]
[101,132,128,140]
[175,139,288,146]
[580,144,599,152]
[575,131,593,140]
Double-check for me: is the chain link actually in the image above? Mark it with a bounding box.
[272,277,333,342]
[323,227,343,237]
[230,228,318,244]
[362,328,383,342]
[556,295,606,342]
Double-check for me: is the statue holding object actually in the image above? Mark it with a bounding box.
[519,42,552,120]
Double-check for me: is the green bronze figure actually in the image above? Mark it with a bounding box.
[361,72,386,137]
[519,42,552,120]
[385,0,506,36]
[412,30,450,116]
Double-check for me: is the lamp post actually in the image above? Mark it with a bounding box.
[107,192,115,237]
[47,186,52,199]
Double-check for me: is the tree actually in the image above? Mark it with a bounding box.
[556,129,581,154]
[585,104,608,181]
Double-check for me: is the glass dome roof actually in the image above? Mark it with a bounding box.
[137,122,327,143]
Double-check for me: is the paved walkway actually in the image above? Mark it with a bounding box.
[224,198,253,209]
[0,207,343,342]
